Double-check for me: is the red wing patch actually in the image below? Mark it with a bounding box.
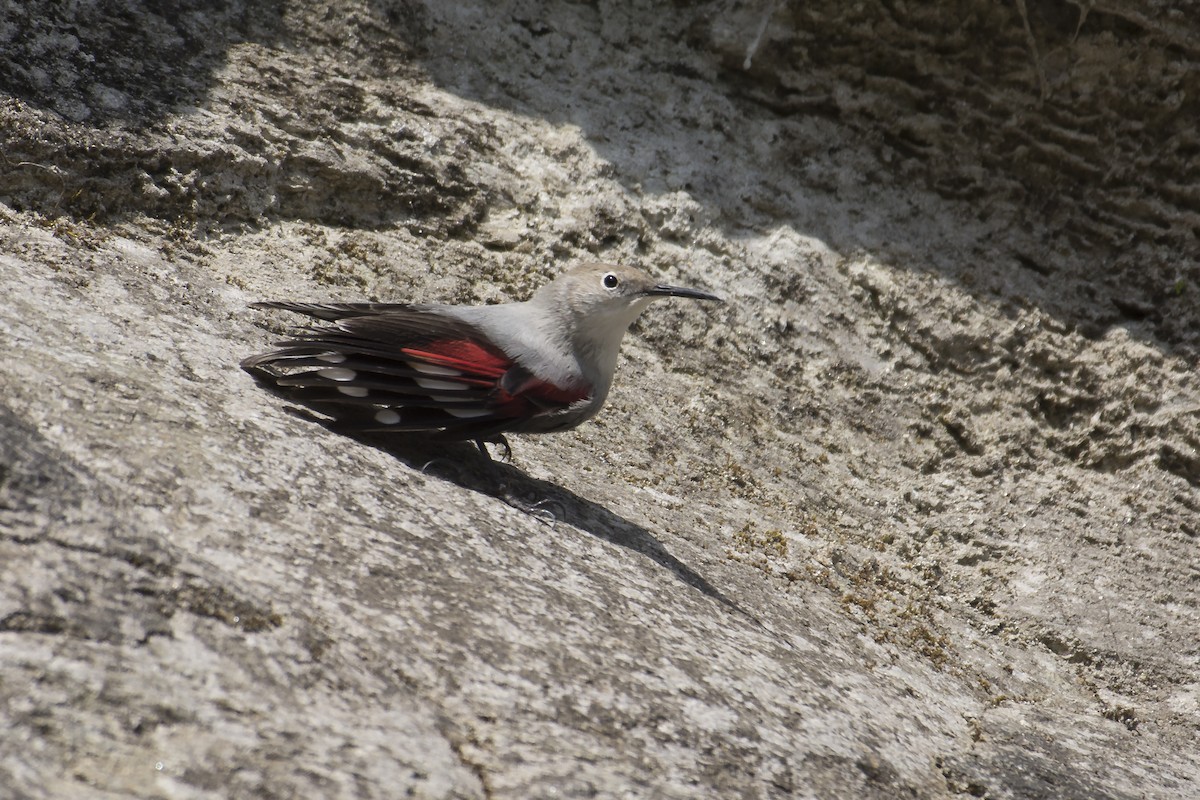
[399,340,512,379]
[500,370,591,408]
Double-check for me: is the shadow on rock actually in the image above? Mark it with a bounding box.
[276,411,785,645]
[0,1,285,127]
[379,434,721,593]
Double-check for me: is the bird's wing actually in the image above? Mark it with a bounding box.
[251,301,437,322]
[243,304,591,438]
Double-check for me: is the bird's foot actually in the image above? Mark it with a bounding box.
[474,435,513,463]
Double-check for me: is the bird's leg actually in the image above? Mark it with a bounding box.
[471,435,512,490]
[474,435,512,462]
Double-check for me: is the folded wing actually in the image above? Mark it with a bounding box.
[242,302,590,439]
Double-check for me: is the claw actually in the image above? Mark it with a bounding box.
[474,435,513,462]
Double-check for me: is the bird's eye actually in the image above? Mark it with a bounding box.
[603,273,620,289]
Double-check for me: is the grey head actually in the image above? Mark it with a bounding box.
[522,262,722,403]
[534,262,722,337]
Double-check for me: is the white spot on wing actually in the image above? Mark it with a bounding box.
[414,376,462,391]
[338,386,368,397]
[407,361,460,377]
[444,408,491,419]
[317,352,346,363]
[374,409,401,425]
[320,367,357,382]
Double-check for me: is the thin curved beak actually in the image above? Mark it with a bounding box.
[646,284,723,302]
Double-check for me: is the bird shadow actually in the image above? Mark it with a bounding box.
[298,417,787,646]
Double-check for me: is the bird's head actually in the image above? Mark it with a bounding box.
[546,263,722,337]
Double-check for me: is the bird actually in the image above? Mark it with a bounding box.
[241,262,722,455]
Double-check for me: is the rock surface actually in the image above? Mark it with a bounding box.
[1,1,1197,798]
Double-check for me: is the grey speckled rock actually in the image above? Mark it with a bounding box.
[1,1,1197,798]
